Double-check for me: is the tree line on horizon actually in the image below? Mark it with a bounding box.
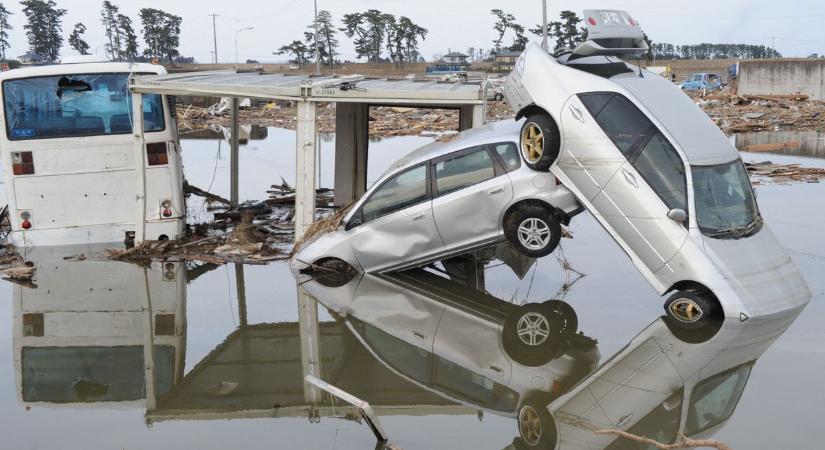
[0,0,185,64]
[0,2,785,67]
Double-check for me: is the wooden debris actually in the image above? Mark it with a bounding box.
[1,265,35,281]
[745,161,825,183]
[184,181,231,206]
[291,203,354,257]
[595,429,732,450]
[743,141,800,152]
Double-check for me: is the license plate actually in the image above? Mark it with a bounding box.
[599,11,623,25]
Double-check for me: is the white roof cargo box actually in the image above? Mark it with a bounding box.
[572,9,648,57]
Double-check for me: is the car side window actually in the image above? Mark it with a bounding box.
[435,146,497,196]
[361,164,429,223]
[632,132,687,212]
[491,142,521,172]
[579,93,654,158]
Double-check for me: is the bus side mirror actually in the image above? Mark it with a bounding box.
[667,208,687,223]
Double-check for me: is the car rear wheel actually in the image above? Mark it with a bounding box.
[494,93,504,101]
[664,290,722,330]
[503,303,564,367]
[519,114,560,171]
[505,205,562,258]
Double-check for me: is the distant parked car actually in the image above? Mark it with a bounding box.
[502,10,811,330]
[681,72,722,91]
[292,120,583,274]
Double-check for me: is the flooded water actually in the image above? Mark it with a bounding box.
[735,131,825,159]
[1,130,824,449]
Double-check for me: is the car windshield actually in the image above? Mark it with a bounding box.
[3,73,165,140]
[692,160,761,239]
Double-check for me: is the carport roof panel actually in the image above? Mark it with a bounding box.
[130,71,485,104]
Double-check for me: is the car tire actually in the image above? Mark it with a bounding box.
[502,303,564,367]
[505,205,562,258]
[542,299,578,334]
[663,290,722,330]
[519,114,560,171]
[494,93,504,101]
[516,399,558,449]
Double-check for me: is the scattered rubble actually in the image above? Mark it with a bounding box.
[106,212,289,265]
[0,245,35,285]
[745,161,825,183]
[690,91,825,134]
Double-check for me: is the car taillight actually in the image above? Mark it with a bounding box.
[11,151,34,175]
[20,211,32,229]
[161,200,173,218]
[146,142,168,166]
[587,17,597,25]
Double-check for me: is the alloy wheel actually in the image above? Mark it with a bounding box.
[521,122,544,163]
[516,312,551,346]
[517,218,551,250]
[669,297,704,323]
[518,405,543,447]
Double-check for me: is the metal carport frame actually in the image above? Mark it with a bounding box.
[130,71,487,241]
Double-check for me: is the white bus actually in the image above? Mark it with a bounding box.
[0,61,185,247]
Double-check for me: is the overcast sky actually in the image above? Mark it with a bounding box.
[4,0,825,62]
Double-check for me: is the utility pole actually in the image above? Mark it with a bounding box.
[209,13,219,66]
[314,0,321,75]
[541,0,549,51]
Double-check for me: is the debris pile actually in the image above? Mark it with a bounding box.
[745,161,825,183]
[0,245,35,285]
[178,103,472,138]
[106,212,288,265]
[691,92,825,133]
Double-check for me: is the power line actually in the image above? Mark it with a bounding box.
[635,8,825,21]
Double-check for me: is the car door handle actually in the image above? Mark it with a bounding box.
[488,365,504,374]
[411,212,426,221]
[489,186,504,195]
[412,331,426,340]
[621,168,639,188]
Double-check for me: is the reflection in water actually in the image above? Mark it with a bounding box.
[8,243,805,449]
[736,131,825,159]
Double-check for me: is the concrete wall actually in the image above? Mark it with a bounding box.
[739,60,825,100]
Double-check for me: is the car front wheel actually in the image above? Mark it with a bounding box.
[664,290,722,330]
[505,205,562,258]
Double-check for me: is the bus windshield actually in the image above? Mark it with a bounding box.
[3,73,165,140]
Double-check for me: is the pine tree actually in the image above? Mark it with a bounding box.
[100,1,121,60]
[0,3,13,61]
[68,22,89,55]
[139,8,182,63]
[20,0,66,62]
[118,14,138,59]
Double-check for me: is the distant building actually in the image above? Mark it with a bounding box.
[443,51,469,65]
[492,50,522,73]
[18,52,45,65]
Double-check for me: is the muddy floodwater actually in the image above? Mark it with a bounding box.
[0,130,823,449]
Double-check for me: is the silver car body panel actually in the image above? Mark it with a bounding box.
[550,308,804,450]
[503,40,812,320]
[297,269,600,416]
[293,120,582,274]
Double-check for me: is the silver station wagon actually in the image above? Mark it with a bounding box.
[503,10,811,329]
[293,120,582,274]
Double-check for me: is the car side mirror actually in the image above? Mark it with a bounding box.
[667,208,687,223]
